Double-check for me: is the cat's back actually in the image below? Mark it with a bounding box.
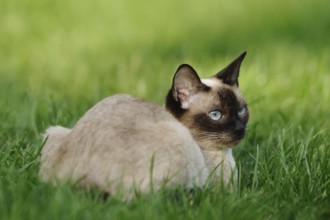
[77,94,174,126]
[71,94,180,140]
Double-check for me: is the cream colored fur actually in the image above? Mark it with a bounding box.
[201,149,237,187]
[40,94,210,199]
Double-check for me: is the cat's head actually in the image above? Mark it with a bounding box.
[165,52,249,150]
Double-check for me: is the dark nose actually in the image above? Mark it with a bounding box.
[235,120,245,134]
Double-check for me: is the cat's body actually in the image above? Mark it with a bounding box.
[40,95,209,197]
[39,52,249,198]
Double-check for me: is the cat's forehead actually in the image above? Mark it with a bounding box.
[201,78,223,88]
[197,78,245,108]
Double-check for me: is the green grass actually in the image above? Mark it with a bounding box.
[0,0,329,219]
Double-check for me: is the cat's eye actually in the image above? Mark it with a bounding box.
[208,111,222,121]
[238,106,247,117]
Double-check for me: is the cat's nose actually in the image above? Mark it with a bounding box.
[234,121,245,134]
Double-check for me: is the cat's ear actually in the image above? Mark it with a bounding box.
[172,64,207,109]
[215,51,247,86]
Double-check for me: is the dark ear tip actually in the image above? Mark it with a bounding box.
[239,51,247,60]
[175,64,198,75]
[177,64,194,71]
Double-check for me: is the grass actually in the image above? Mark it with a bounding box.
[0,0,329,219]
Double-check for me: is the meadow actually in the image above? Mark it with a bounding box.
[0,0,329,219]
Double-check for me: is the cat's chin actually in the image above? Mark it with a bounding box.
[226,139,243,148]
[220,135,245,148]
[198,138,244,151]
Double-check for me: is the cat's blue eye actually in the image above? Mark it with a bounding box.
[238,106,247,117]
[208,111,222,121]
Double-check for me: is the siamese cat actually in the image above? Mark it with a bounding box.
[39,52,249,199]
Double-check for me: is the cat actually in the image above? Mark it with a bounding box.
[39,52,249,199]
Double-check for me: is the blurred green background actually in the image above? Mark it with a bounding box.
[1,0,329,135]
[0,0,329,219]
